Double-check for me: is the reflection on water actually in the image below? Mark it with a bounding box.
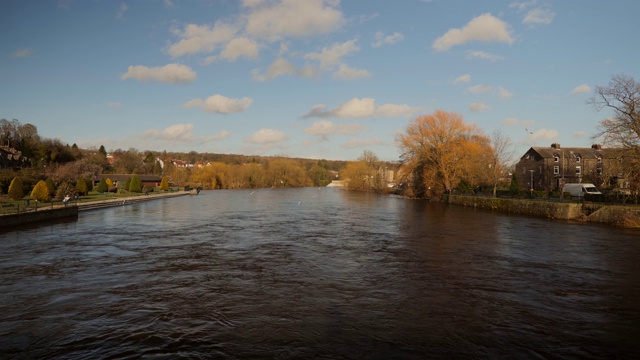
[0,188,639,359]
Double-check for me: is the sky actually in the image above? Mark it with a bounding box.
[1,0,639,162]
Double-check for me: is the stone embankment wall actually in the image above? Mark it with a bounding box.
[0,207,79,230]
[444,195,640,228]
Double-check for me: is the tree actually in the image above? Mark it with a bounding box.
[55,181,76,200]
[45,178,56,197]
[159,176,169,191]
[31,180,51,202]
[396,110,491,199]
[589,74,640,191]
[8,176,24,200]
[489,129,515,197]
[95,178,108,193]
[341,161,374,191]
[76,177,88,195]
[129,174,142,193]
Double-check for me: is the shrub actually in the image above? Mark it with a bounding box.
[45,178,56,197]
[76,177,88,195]
[123,177,132,191]
[31,180,51,202]
[129,175,142,193]
[95,178,108,193]
[55,181,77,200]
[160,176,169,191]
[8,177,24,200]
[85,178,93,192]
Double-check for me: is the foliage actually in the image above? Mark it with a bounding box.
[31,180,51,202]
[341,161,374,192]
[85,177,93,192]
[45,178,56,197]
[309,164,331,187]
[129,175,142,193]
[509,174,520,195]
[95,178,108,193]
[159,176,169,191]
[76,177,88,195]
[489,129,515,197]
[54,181,76,200]
[123,177,132,191]
[8,176,24,200]
[396,110,492,199]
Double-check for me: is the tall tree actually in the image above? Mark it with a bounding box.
[159,176,169,191]
[396,110,491,199]
[31,180,51,202]
[489,129,515,197]
[589,74,640,190]
[8,176,24,200]
[76,177,88,196]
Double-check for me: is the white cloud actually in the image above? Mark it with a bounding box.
[244,0,344,41]
[107,102,122,109]
[572,84,591,94]
[572,130,586,139]
[58,0,72,10]
[182,94,253,114]
[304,120,366,140]
[466,50,504,62]
[526,128,558,143]
[10,48,33,58]
[142,124,230,143]
[116,2,128,21]
[245,128,288,144]
[453,74,471,84]
[121,64,196,83]
[523,8,555,25]
[252,57,319,81]
[498,86,513,99]
[218,37,260,62]
[168,22,239,57]
[372,31,404,48]
[341,138,385,149]
[304,39,359,69]
[333,64,371,80]
[432,13,514,51]
[164,0,174,9]
[303,98,419,119]
[467,84,492,94]
[469,102,492,112]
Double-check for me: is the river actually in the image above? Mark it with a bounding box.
[0,188,638,359]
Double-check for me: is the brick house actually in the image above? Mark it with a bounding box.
[514,143,627,192]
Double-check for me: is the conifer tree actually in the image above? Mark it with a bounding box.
[124,177,132,192]
[85,178,93,192]
[160,176,169,191]
[76,177,88,196]
[129,175,142,193]
[31,180,51,202]
[95,178,108,193]
[8,177,24,200]
[45,178,56,197]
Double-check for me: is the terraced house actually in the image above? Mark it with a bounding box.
[515,143,628,192]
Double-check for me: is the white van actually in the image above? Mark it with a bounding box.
[563,183,602,199]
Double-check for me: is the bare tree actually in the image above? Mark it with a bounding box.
[489,129,515,197]
[588,74,640,190]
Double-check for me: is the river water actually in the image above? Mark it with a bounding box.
[0,188,638,359]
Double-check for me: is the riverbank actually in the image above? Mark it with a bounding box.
[444,194,640,228]
[0,191,190,230]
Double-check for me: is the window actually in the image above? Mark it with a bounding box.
[597,167,603,175]
[576,166,582,175]
[575,155,581,163]
[554,166,559,174]
[554,155,559,162]
[597,156,602,164]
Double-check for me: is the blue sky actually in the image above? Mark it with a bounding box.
[1,0,638,162]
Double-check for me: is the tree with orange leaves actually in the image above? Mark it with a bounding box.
[396,110,491,199]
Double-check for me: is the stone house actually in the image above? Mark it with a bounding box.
[514,143,627,192]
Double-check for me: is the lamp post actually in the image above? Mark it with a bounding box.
[529,169,535,197]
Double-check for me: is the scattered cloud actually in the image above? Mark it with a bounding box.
[245,128,288,144]
[164,0,174,9]
[502,117,535,127]
[523,8,555,25]
[168,22,239,57]
[116,2,128,21]
[467,84,492,94]
[572,130,586,139]
[469,102,492,112]
[243,0,344,41]
[182,94,253,114]
[525,128,559,143]
[121,64,197,83]
[302,98,420,119]
[572,84,591,94]
[453,74,471,84]
[432,13,514,52]
[58,0,72,10]
[372,31,404,48]
[107,102,122,109]
[304,121,366,140]
[498,86,513,99]
[333,64,371,80]
[10,48,33,58]
[341,138,385,149]
[304,39,360,69]
[466,50,504,62]
[252,57,318,81]
[142,123,230,143]
[219,37,260,62]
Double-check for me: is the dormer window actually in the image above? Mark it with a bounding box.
[575,155,581,163]
[554,155,559,162]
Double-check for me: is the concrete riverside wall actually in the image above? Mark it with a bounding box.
[0,206,79,230]
[444,195,640,228]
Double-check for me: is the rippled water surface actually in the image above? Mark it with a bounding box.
[1,188,639,359]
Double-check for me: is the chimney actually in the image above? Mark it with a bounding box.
[551,143,561,149]
[591,144,602,150]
